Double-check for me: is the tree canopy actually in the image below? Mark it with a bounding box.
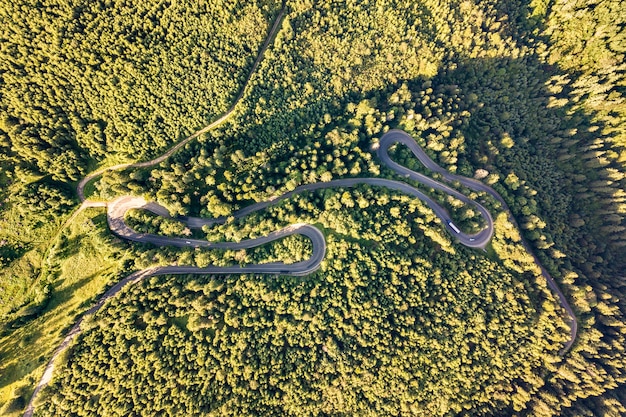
[1,0,626,416]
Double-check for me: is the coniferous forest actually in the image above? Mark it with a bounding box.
[1,0,626,416]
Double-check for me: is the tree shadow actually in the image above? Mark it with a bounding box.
[54,2,626,414]
[233,47,619,261]
[0,269,108,397]
[441,55,624,274]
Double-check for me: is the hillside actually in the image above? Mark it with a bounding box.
[1,0,626,416]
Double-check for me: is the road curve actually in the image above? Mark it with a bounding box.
[76,6,287,202]
[378,131,494,247]
[226,174,491,247]
[108,196,325,276]
[380,130,577,353]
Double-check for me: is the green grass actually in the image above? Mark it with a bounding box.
[483,240,498,261]
[80,177,100,201]
[0,205,60,318]
[0,208,129,415]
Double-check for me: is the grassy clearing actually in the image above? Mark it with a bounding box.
[0,208,130,415]
[0,205,61,318]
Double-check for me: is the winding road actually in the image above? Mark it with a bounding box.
[380,131,577,353]
[24,130,499,416]
[25,128,578,416]
[23,8,577,414]
[102,129,497,276]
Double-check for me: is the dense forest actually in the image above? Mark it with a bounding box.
[0,0,281,319]
[0,0,281,412]
[1,0,626,415]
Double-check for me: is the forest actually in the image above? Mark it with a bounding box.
[0,0,281,322]
[1,0,626,416]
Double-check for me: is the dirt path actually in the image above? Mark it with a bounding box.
[76,6,287,202]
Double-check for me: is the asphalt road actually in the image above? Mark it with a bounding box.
[380,130,577,353]
[105,142,496,272]
[378,130,494,247]
[25,133,578,415]
[164,177,488,243]
[108,196,325,276]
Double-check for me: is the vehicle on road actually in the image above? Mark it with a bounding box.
[447,220,461,234]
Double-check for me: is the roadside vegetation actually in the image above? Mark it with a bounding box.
[124,209,193,239]
[0,0,281,324]
[1,0,626,415]
[0,209,128,415]
[38,192,565,416]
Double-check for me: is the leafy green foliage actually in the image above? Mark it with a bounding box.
[0,0,281,178]
[0,0,279,324]
[125,209,191,239]
[39,194,564,415]
[2,0,626,415]
[101,0,626,414]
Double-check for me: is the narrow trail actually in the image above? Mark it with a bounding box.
[76,6,287,202]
